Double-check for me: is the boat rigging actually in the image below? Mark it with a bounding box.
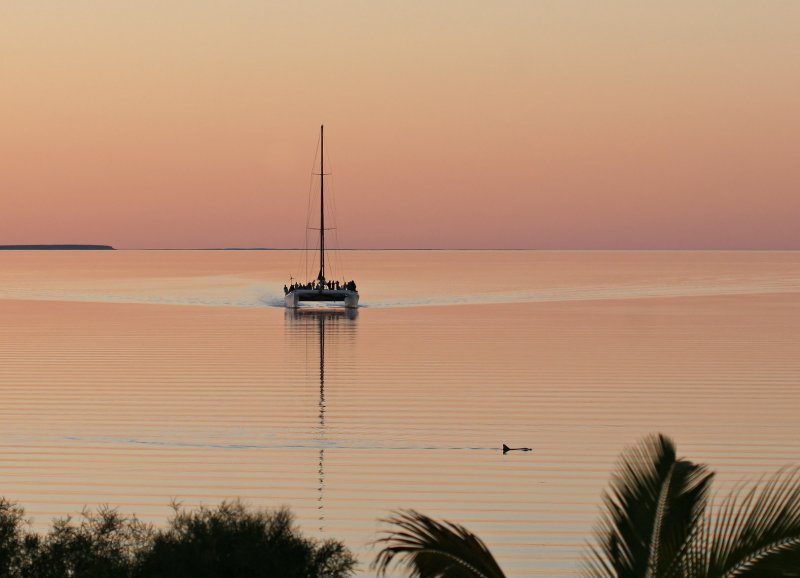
[284,125,359,308]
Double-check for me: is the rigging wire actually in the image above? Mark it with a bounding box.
[290,126,349,286]
[301,131,321,283]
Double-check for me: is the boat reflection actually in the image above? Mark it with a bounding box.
[284,308,358,533]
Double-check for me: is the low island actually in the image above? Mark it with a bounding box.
[0,245,114,250]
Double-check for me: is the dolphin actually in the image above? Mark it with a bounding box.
[502,444,532,454]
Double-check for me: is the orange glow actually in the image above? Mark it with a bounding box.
[1,2,799,248]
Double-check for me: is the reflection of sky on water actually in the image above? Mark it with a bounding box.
[1,251,799,577]
[1,251,800,310]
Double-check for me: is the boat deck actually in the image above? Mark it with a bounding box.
[285,289,359,308]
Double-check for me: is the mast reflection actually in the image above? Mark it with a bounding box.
[284,308,357,533]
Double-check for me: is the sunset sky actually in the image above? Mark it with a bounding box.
[1,1,798,249]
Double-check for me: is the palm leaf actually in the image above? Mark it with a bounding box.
[373,510,507,578]
[689,467,800,578]
[584,433,713,578]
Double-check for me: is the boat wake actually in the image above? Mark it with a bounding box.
[360,278,800,309]
[60,434,495,452]
[0,275,797,310]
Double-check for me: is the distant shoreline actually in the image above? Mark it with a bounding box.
[0,245,115,250]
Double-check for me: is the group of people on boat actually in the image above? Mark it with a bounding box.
[284,279,357,294]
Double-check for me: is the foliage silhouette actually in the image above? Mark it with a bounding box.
[585,434,714,578]
[374,434,800,578]
[26,507,152,578]
[138,500,356,578]
[0,498,36,578]
[0,500,355,578]
[373,510,506,578]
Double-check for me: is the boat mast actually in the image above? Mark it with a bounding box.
[319,125,325,282]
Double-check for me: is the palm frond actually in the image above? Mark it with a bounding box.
[584,433,713,578]
[373,510,507,578]
[691,467,800,578]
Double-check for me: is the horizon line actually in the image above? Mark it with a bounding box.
[3,245,800,252]
[139,247,800,251]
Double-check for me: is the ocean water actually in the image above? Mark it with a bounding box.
[1,250,799,577]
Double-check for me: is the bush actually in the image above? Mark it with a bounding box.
[139,501,356,578]
[27,507,152,578]
[0,498,36,578]
[0,499,356,578]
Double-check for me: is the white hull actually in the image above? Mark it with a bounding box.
[285,289,359,309]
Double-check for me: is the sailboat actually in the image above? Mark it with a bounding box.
[284,126,359,309]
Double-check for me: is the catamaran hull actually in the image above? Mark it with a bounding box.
[285,289,359,309]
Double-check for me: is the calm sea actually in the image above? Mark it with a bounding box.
[1,250,799,577]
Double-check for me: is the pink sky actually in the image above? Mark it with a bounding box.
[1,2,799,249]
